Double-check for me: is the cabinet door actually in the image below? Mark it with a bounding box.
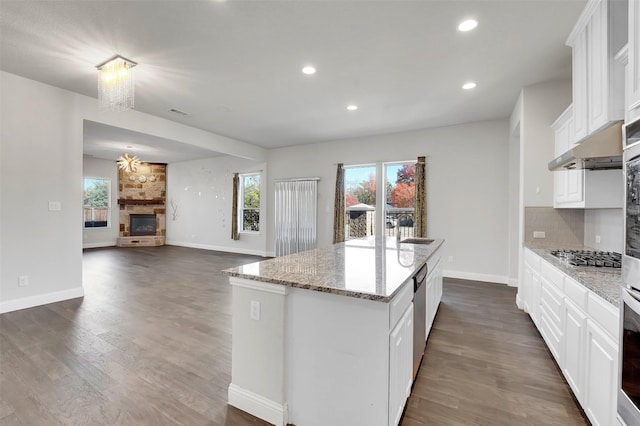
[555,171,568,204]
[562,299,587,403]
[587,0,608,133]
[584,320,618,426]
[572,28,589,142]
[629,0,640,119]
[565,169,585,203]
[389,304,413,426]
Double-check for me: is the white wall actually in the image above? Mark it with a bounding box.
[520,79,573,207]
[1,72,84,312]
[166,156,268,256]
[0,71,266,313]
[82,156,119,248]
[266,119,510,283]
[584,208,624,252]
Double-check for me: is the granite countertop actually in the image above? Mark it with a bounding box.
[223,237,444,302]
[526,244,623,306]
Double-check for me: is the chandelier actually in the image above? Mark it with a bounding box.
[96,55,137,112]
[117,153,140,173]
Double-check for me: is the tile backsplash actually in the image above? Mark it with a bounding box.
[524,207,584,247]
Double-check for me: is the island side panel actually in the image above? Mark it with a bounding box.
[228,277,289,426]
[286,286,391,426]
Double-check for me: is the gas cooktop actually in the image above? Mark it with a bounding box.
[550,249,622,268]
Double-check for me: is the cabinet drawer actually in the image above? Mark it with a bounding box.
[389,281,413,329]
[541,279,563,327]
[541,261,564,291]
[564,276,588,311]
[587,292,619,341]
[540,305,563,363]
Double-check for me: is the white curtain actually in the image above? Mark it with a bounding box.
[275,179,318,257]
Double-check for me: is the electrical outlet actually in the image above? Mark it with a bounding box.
[48,201,61,211]
[595,235,601,244]
[250,300,261,321]
[448,256,454,263]
[18,275,28,287]
[533,231,546,239]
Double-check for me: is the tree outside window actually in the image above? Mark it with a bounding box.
[241,174,260,232]
[84,178,110,228]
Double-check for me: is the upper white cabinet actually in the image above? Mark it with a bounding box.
[627,0,640,123]
[567,0,627,143]
[552,104,623,208]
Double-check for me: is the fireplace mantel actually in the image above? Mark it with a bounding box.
[118,198,165,206]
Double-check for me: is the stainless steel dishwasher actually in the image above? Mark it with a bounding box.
[412,263,428,380]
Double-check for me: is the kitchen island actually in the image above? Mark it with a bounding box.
[222,236,444,426]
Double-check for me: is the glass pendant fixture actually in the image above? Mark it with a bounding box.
[96,55,137,112]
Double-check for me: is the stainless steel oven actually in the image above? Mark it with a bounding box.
[620,119,640,426]
[620,287,640,425]
[624,119,640,291]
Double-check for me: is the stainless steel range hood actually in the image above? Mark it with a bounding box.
[548,121,623,171]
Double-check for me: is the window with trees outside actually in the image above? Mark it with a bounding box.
[344,162,415,240]
[84,177,111,228]
[240,173,260,232]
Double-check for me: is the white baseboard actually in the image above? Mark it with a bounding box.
[0,286,84,314]
[228,383,288,426]
[166,240,269,257]
[443,270,509,285]
[83,242,117,249]
[508,278,519,287]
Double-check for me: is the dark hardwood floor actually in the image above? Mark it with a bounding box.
[0,246,588,425]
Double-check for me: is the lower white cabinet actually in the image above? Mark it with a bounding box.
[562,298,588,403]
[520,249,620,426]
[425,256,443,339]
[584,319,619,426]
[521,249,542,326]
[389,303,413,426]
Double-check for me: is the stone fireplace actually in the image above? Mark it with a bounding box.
[116,163,167,247]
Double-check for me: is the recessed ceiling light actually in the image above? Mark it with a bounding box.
[347,105,358,111]
[302,66,316,75]
[458,19,478,32]
[462,82,477,90]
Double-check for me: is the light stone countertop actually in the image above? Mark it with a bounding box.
[223,237,444,302]
[526,245,623,307]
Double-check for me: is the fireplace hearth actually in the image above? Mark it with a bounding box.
[130,214,157,236]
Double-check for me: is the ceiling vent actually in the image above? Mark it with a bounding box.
[168,108,190,116]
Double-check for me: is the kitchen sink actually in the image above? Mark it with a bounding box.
[400,238,434,245]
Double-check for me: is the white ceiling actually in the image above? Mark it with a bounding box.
[0,0,585,161]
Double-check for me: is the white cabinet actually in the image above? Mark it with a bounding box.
[627,0,640,123]
[389,303,413,426]
[519,250,620,426]
[567,0,626,143]
[552,106,585,206]
[584,319,619,426]
[521,248,541,326]
[425,256,443,339]
[562,298,588,403]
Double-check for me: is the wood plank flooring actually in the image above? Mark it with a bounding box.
[0,247,589,425]
[403,278,589,426]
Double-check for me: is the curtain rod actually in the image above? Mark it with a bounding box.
[274,177,320,182]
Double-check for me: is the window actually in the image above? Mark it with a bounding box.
[83,177,111,228]
[240,173,260,232]
[345,165,376,239]
[344,161,415,240]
